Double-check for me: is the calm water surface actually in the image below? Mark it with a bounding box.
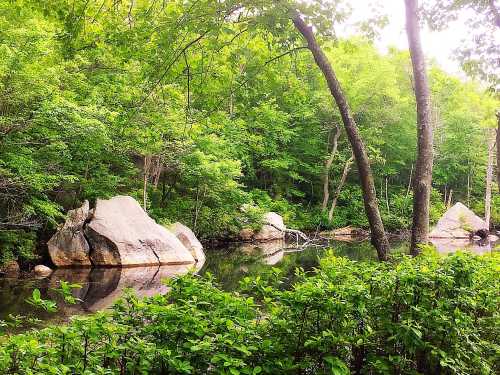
[0,238,497,329]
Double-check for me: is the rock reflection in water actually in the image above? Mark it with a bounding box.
[239,240,286,265]
[431,238,498,255]
[50,264,193,313]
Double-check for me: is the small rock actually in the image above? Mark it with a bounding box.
[34,265,53,277]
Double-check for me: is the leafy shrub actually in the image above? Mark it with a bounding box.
[0,231,36,266]
[0,251,498,374]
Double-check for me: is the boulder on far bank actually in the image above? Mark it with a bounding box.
[253,212,286,241]
[86,196,195,266]
[169,222,206,263]
[429,202,488,239]
[48,200,92,267]
[34,265,53,277]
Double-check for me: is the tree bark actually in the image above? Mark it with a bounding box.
[292,14,390,261]
[405,0,434,256]
[328,154,354,223]
[496,111,500,192]
[485,130,495,229]
[321,124,341,211]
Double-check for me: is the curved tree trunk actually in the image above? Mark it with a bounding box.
[328,154,354,223]
[321,125,341,211]
[405,0,434,256]
[292,14,390,261]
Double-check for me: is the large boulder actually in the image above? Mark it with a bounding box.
[253,212,286,241]
[48,200,92,267]
[169,222,206,263]
[429,202,488,238]
[85,196,195,266]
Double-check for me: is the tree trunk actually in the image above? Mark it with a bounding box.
[321,125,341,211]
[496,111,500,192]
[328,154,354,223]
[292,14,390,261]
[405,0,434,256]
[406,164,414,199]
[485,130,494,229]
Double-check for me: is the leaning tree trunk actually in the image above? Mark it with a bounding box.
[321,125,341,211]
[292,14,390,261]
[405,0,434,256]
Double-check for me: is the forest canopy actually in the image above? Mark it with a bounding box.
[0,0,498,265]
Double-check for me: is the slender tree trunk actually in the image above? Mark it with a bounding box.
[406,164,414,199]
[292,14,390,261]
[322,125,341,211]
[385,177,390,213]
[485,131,494,229]
[143,155,152,211]
[405,0,434,256]
[496,111,500,191]
[328,154,354,223]
[447,189,453,209]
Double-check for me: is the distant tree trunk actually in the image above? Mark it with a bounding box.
[143,155,152,211]
[321,125,341,211]
[485,131,494,229]
[405,0,434,256]
[446,189,453,209]
[496,111,500,192]
[328,154,354,223]
[406,164,414,199]
[292,14,390,261]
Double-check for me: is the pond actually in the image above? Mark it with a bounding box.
[0,237,498,331]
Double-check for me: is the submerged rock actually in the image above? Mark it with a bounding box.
[254,212,286,241]
[48,200,92,267]
[86,196,195,266]
[34,265,53,277]
[429,202,488,238]
[169,222,206,264]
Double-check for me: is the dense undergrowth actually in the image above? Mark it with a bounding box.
[0,250,498,374]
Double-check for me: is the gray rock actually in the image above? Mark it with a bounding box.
[34,265,53,277]
[85,196,195,266]
[48,200,92,267]
[169,222,206,263]
[429,202,488,238]
[254,212,286,241]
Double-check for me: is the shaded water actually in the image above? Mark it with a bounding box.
[0,238,497,329]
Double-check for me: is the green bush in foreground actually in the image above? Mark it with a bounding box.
[0,251,499,374]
